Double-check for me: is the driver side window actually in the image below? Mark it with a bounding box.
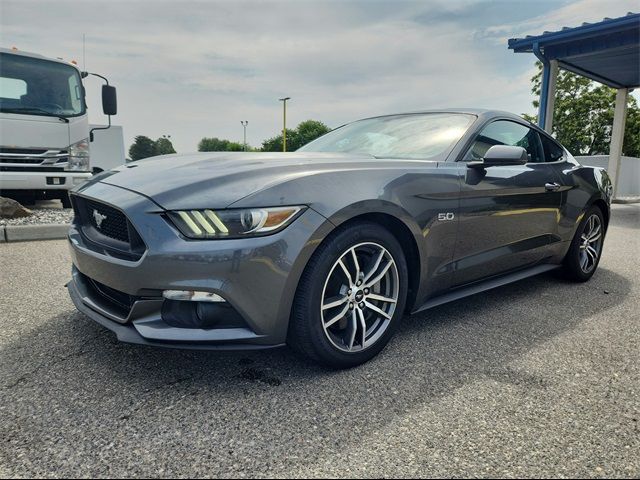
[463,120,543,163]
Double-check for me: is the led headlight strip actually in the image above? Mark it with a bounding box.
[169,206,304,239]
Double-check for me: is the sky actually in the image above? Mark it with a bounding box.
[1,0,638,153]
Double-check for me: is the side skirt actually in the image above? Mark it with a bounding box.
[412,263,560,314]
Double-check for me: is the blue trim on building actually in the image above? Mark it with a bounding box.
[533,42,550,130]
[508,12,640,89]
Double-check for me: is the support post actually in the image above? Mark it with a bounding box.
[533,42,552,131]
[544,60,559,133]
[608,88,628,199]
[279,97,290,152]
[283,100,287,152]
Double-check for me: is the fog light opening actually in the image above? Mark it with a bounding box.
[161,297,248,330]
[162,290,227,303]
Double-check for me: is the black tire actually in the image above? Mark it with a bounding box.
[288,221,408,369]
[561,205,605,282]
[60,194,72,209]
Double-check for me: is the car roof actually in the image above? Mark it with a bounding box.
[346,109,527,126]
[371,108,520,117]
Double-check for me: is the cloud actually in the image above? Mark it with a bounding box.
[479,0,639,44]
[1,0,636,153]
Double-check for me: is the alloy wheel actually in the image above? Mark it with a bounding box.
[320,242,400,353]
[579,214,603,273]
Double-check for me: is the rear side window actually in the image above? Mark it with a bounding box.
[463,120,543,163]
[539,134,565,162]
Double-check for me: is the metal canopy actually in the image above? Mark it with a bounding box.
[508,12,640,200]
[508,12,640,89]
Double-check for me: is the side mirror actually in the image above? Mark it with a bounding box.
[468,145,528,168]
[102,85,117,116]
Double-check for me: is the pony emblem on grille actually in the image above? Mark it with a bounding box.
[93,209,107,229]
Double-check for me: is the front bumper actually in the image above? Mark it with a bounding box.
[67,181,332,349]
[0,170,91,191]
[67,271,285,350]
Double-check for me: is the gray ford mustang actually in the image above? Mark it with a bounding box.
[68,109,611,368]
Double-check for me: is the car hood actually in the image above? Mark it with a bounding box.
[100,151,378,210]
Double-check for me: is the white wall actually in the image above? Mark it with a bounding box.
[576,155,640,198]
[89,125,125,172]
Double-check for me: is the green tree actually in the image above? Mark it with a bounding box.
[128,135,176,160]
[154,137,176,156]
[261,120,330,152]
[198,137,249,152]
[294,120,331,149]
[225,141,246,151]
[128,135,156,161]
[198,137,230,151]
[261,128,296,152]
[525,62,640,157]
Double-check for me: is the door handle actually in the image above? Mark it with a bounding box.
[545,182,561,192]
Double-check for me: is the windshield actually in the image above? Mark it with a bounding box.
[0,52,85,118]
[299,113,475,160]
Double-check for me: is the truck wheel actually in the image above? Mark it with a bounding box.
[288,222,408,369]
[61,194,72,209]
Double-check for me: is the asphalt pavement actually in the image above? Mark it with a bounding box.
[1,204,638,478]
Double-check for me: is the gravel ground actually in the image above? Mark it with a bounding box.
[0,207,73,226]
[0,204,638,478]
[1,200,72,226]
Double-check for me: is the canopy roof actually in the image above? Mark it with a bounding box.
[508,12,640,88]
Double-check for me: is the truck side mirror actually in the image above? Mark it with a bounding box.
[102,85,117,116]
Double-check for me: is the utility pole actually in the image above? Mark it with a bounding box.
[279,97,291,152]
[241,121,248,151]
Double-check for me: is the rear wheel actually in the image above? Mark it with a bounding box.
[288,222,408,368]
[561,205,605,282]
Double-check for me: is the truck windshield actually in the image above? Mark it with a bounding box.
[0,52,85,118]
[298,113,475,160]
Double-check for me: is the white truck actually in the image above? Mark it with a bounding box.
[0,47,120,207]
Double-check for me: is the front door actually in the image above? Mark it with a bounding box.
[452,120,563,286]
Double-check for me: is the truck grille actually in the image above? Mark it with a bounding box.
[0,147,68,167]
[71,195,146,261]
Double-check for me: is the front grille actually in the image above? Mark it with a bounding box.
[83,198,130,243]
[0,147,48,155]
[78,271,136,319]
[0,166,65,172]
[0,147,68,166]
[0,157,45,164]
[71,195,146,261]
[88,277,135,312]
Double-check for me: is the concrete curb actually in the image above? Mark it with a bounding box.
[613,196,640,204]
[3,224,69,242]
[0,225,5,242]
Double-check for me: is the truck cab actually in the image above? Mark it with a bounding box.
[0,47,117,207]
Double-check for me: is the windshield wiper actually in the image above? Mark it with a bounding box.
[0,107,69,123]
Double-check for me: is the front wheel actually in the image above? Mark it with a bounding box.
[561,205,605,282]
[60,194,72,209]
[288,222,408,369]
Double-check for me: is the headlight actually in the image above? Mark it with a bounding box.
[65,138,90,171]
[168,206,305,239]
